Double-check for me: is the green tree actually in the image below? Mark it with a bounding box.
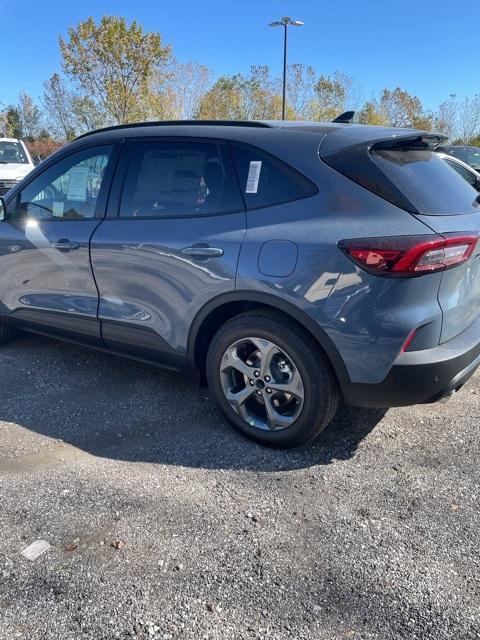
[311,72,353,121]
[59,16,171,124]
[4,106,23,138]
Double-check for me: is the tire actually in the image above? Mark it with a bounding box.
[206,310,340,448]
[0,318,13,345]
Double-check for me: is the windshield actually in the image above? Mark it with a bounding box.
[445,146,480,168]
[0,141,29,164]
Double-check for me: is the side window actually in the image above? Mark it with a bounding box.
[7,145,114,220]
[230,143,317,210]
[445,159,478,187]
[119,141,243,218]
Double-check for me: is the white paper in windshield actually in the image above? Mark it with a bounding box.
[67,167,89,201]
[246,161,262,193]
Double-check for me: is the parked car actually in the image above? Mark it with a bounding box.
[436,144,480,172]
[437,151,480,191]
[0,138,35,196]
[0,121,479,448]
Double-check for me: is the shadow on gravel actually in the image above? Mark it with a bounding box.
[0,334,385,471]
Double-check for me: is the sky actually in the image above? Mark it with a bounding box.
[0,0,478,111]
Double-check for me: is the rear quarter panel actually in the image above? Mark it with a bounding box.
[236,163,444,384]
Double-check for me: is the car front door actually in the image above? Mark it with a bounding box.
[90,138,246,368]
[0,144,119,345]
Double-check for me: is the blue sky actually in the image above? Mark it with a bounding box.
[0,0,478,110]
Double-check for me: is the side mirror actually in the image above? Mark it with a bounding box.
[0,197,5,221]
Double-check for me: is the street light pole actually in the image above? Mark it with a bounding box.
[269,16,304,120]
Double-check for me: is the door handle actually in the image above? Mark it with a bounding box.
[51,239,80,251]
[182,245,224,258]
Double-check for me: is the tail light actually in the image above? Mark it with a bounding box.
[339,233,479,277]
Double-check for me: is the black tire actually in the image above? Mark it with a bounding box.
[206,310,340,448]
[0,318,13,345]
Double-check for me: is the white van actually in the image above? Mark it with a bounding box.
[0,138,35,195]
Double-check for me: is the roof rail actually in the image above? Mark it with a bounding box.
[75,119,274,140]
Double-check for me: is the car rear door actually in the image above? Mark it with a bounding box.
[90,137,246,367]
[0,144,119,345]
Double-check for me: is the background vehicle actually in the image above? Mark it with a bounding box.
[0,138,35,196]
[0,121,479,448]
[437,151,480,191]
[436,144,480,172]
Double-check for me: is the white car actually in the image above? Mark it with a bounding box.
[0,138,35,196]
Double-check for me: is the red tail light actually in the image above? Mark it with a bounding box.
[339,233,479,276]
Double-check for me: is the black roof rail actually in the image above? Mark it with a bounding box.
[332,111,355,124]
[75,119,274,140]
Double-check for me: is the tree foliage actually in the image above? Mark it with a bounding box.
[59,16,171,125]
[2,13,480,159]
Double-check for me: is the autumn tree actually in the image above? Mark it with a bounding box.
[456,95,480,142]
[197,67,285,120]
[379,87,432,130]
[15,92,42,140]
[357,99,388,125]
[2,106,23,138]
[59,16,171,124]
[310,72,354,121]
[286,64,316,119]
[157,61,212,120]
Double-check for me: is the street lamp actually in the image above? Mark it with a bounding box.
[269,16,304,120]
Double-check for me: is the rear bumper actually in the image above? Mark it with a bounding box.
[342,316,480,408]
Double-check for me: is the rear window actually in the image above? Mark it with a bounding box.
[324,145,480,215]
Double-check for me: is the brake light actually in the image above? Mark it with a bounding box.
[339,233,479,276]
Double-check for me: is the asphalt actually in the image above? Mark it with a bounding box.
[0,332,479,640]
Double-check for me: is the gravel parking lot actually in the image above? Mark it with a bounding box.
[0,332,479,640]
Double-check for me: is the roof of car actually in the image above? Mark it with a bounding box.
[70,120,447,161]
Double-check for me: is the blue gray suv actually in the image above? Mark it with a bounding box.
[0,121,479,448]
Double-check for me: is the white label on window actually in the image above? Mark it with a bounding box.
[52,201,64,217]
[67,166,89,201]
[246,160,262,193]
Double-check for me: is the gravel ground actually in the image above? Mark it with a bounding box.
[0,332,479,640]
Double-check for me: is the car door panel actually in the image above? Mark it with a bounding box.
[0,219,102,343]
[0,144,119,345]
[90,138,246,365]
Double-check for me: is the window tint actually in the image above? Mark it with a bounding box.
[230,143,317,210]
[119,141,243,218]
[324,144,480,215]
[7,145,113,220]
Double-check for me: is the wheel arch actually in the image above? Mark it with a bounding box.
[188,290,349,384]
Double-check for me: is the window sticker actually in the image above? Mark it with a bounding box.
[66,166,89,201]
[52,201,64,217]
[246,160,262,193]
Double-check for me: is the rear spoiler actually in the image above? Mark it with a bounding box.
[372,134,448,151]
[332,111,355,124]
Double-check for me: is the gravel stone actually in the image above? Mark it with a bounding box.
[0,333,479,639]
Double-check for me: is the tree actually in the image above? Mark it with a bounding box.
[286,64,316,120]
[435,94,457,140]
[43,73,78,140]
[59,16,171,124]
[158,61,212,120]
[3,106,23,138]
[357,99,388,125]
[196,67,284,120]
[456,95,480,143]
[17,92,42,140]
[379,87,432,130]
[311,72,354,121]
